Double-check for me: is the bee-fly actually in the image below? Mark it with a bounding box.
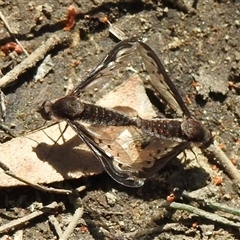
[38,39,212,187]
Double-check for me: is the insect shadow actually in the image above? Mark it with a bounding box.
[33,127,103,180]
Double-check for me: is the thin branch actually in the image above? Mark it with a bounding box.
[48,215,63,238]
[0,160,86,194]
[160,201,240,228]
[126,223,185,239]
[60,197,84,240]
[207,201,240,216]
[0,10,29,56]
[182,190,240,216]
[0,122,18,137]
[0,202,60,233]
[207,140,240,183]
[0,32,72,88]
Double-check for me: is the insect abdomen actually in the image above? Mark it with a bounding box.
[136,118,184,141]
[77,102,135,126]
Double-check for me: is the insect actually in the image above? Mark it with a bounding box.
[38,39,212,187]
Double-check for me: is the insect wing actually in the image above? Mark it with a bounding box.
[136,41,191,118]
[132,138,190,178]
[89,125,190,181]
[71,41,137,96]
[39,39,207,187]
[71,39,191,117]
[106,125,190,178]
[68,40,192,185]
[66,120,144,187]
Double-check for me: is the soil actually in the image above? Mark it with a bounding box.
[0,0,240,239]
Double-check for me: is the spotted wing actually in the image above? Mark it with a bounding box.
[66,120,145,187]
[99,126,190,178]
[66,120,189,187]
[66,40,193,185]
[131,138,190,178]
[71,39,191,118]
[135,41,191,117]
[70,40,138,96]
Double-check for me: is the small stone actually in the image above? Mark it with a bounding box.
[105,192,118,206]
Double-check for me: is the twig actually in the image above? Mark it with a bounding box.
[160,201,240,228]
[107,20,127,41]
[207,202,240,216]
[182,190,240,216]
[0,202,60,233]
[13,230,23,240]
[60,197,84,240]
[0,89,6,119]
[0,160,86,194]
[207,140,240,183]
[48,215,63,238]
[126,223,185,239]
[0,32,72,88]
[0,10,29,56]
[0,122,18,137]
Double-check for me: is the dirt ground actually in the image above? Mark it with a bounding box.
[0,0,240,239]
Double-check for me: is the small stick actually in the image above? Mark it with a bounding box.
[60,197,84,240]
[0,122,18,137]
[107,20,127,41]
[207,140,240,183]
[0,160,86,194]
[182,190,240,216]
[48,215,63,238]
[160,201,240,228]
[0,32,72,88]
[0,10,29,56]
[207,201,240,216]
[126,223,185,239]
[13,230,23,240]
[0,202,60,233]
[0,89,6,119]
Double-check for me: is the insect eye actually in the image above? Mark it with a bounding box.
[37,100,53,121]
[181,118,212,146]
